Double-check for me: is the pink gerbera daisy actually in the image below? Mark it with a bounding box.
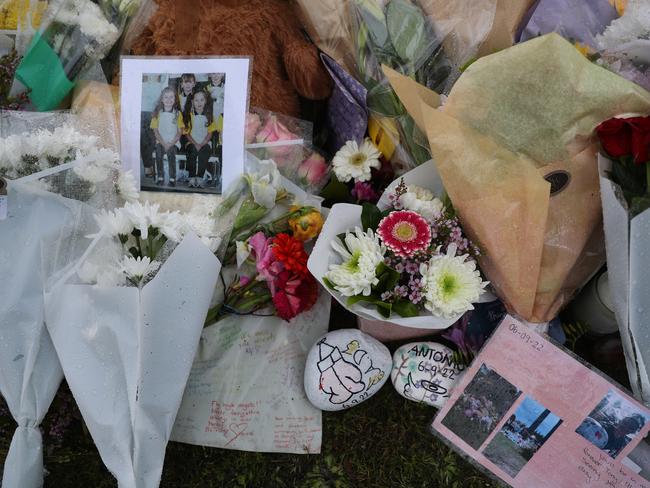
[376,210,431,257]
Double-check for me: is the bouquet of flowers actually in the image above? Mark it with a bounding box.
[596,0,650,92]
[14,0,146,111]
[386,34,650,326]
[43,198,221,488]
[597,115,650,405]
[0,111,132,488]
[207,158,325,323]
[245,108,331,194]
[310,177,487,328]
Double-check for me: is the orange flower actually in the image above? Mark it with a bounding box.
[288,207,323,241]
[272,233,309,276]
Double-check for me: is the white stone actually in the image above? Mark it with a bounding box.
[390,342,465,408]
[304,329,391,411]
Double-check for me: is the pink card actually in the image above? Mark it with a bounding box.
[432,315,650,488]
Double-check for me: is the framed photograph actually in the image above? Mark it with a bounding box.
[120,57,251,194]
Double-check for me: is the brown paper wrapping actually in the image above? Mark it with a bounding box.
[386,33,650,322]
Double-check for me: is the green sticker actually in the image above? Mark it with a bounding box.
[15,32,75,111]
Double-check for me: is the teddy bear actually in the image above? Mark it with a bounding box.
[129,0,332,118]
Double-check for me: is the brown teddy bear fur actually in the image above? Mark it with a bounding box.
[130,0,332,117]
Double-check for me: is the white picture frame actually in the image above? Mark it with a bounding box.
[120,56,251,194]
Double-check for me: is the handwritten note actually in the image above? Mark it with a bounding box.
[171,290,331,454]
[579,447,649,488]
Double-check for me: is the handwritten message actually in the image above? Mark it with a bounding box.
[579,447,649,488]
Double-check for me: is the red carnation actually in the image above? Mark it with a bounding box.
[272,271,319,321]
[626,116,650,165]
[596,118,632,159]
[272,233,309,276]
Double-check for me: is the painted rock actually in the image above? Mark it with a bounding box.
[391,342,465,408]
[304,329,391,411]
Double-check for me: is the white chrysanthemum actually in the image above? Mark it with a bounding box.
[120,256,161,283]
[420,245,487,319]
[116,170,139,202]
[332,139,382,183]
[159,211,184,243]
[93,208,133,237]
[122,200,164,239]
[73,148,120,183]
[325,227,386,296]
[597,0,650,49]
[77,241,125,287]
[400,185,444,221]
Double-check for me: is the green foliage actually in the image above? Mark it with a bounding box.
[562,321,590,351]
[361,202,383,231]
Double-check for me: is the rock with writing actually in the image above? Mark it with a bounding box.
[304,329,391,411]
[391,342,465,408]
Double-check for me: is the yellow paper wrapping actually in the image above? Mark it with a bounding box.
[386,33,650,322]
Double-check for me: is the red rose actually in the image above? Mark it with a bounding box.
[626,116,650,165]
[596,118,632,158]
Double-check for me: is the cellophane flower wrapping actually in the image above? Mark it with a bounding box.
[0,108,127,488]
[244,107,331,194]
[385,33,650,324]
[13,0,152,111]
[599,154,650,406]
[347,0,497,173]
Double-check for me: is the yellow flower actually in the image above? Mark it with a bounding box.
[574,42,593,58]
[288,207,323,241]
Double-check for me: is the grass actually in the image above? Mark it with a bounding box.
[0,304,497,487]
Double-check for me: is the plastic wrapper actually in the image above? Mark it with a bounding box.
[348,0,496,173]
[599,154,650,406]
[385,33,650,323]
[43,234,220,488]
[517,0,617,49]
[0,109,125,488]
[476,0,538,56]
[245,108,331,194]
[0,0,49,54]
[293,0,357,74]
[595,0,650,92]
[13,0,151,111]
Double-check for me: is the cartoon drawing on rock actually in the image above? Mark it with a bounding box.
[403,372,449,404]
[317,339,385,406]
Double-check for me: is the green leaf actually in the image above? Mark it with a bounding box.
[323,277,336,290]
[233,198,269,234]
[374,263,400,293]
[320,177,351,203]
[377,301,392,318]
[385,0,431,66]
[355,0,390,50]
[392,299,419,317]
[630,196,650,217]
[366,81,404,117]
[361,202,383,231]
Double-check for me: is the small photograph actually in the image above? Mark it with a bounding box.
[576,389,650,459]
[483,396,562,478]
[121,57,250,196]
[139,72,226,193]
[441,363,522,450]
[623,431,650,481]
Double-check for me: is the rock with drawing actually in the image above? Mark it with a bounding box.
[391,342,465,408]
[304,329,391,411]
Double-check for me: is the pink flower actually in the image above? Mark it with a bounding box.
[298,152,329,186]
[377,210,432,257]
[248,231,274,279]
[256,116,300,164]
[245,113,262,144]
[351,180,379,203]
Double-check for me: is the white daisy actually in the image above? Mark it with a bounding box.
[420,245,487,319]
[159,211,184,243]
[122,200,164,239]
[597,0,650,49]
[325,227,386,297]
[400,185,444,221]
[116,170,139,202]
[120,256,161,283]
[92,208,133,238]
[332,139,382,183]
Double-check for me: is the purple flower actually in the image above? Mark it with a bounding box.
[405,261,419,275]
[351,180,379,203]
[394,262,405,273]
